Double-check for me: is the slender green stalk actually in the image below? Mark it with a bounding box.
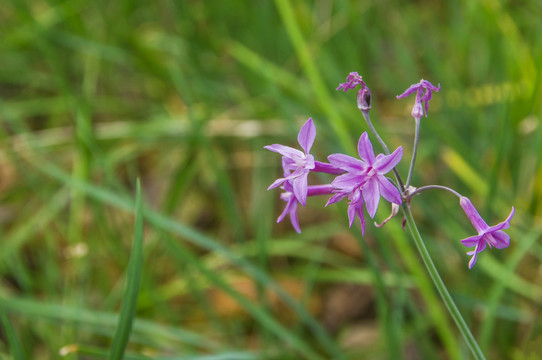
[362,111,390,154]
[406,118,421,188]
[401,204,486,360]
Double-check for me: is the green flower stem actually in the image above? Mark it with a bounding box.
[362,111,390,155]
[401,203,486,360]
[406,117,420,188]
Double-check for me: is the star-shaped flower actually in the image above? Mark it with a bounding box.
[459,196,515,269]
[396,79,440,118]
[326,132,403,233]
[265,118,316,206]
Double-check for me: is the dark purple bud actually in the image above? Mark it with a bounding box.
[357,87,372,112]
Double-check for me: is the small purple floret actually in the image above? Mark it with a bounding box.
[459,196,515,269]
[396,79,441,118]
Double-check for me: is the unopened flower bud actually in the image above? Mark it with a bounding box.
[357,87,372,112]
[412,101,423,119]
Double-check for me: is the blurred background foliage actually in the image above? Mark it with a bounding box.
[0,0,541,359]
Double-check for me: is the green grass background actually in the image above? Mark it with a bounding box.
[1,0,541,359]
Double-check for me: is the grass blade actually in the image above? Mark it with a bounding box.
[108,179,145,359]
[0,311,27,360]
[0,296,215,350]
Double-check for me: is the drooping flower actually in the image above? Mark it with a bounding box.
[277,182,334,233]
[336,72,372,112]
[396,79,440,118]
[265,118,316,206]
[459,196,515,269]
[326,132,403,233]
[336,72,366,92]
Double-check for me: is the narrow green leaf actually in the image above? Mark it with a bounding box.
[0,311,27,360]
[0,296,215,350]
[108,179,145,360]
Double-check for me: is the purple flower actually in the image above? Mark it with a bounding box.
[265,118,316,206]
[396,79,440,118]
[459,196,515,269]
[336,72,366,92]
[277,183,334,233]
[326,132,403,233]
[336,72,372,112]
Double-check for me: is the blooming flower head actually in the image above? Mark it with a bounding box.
[396,79,440,118]
[264,118,316,206]
[459,196,515,269]
[326,132,403,233]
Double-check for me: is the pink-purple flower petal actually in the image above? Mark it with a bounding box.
[347,204,356,227]
[298,118,316,154]
[328,153,366,172]
[326,192,348,206]
[268,177,286,190]
[486,207,515,233]
[377,176,402,205]
[362,179,380,218]
[373,146,403,173]
[486,231,510,249]
[460,234,483,247]
[331,173,366,190]
[357,132,376,164]
[293,173,309,206]
[396,83,420,99]
[460,197,490,233]
[421,79,441,92]
[289,206,301,233]
[264,144,305,160]
[336,72,365,92]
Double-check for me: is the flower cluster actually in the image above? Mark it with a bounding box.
[264,118,401,235]
[265,73,514,268]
